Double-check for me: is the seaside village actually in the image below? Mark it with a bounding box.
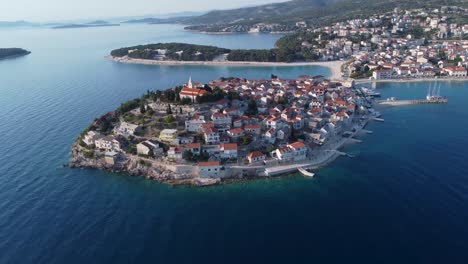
[79,76,371,179]
[298,6,468,79]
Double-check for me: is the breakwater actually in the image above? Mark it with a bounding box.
[378,98,448,106]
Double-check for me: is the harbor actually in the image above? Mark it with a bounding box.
[378,98,448,106]
[377,82,448,106]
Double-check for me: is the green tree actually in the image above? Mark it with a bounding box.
[164,115,176,123]
[166,104,172,114]
[239,136,253,146]
[277,96,288,105]
[183,150,194,161]
[247,99,258,115]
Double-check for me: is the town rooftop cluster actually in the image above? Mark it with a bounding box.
[79,75,369,179]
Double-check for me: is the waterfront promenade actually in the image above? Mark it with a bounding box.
[354,76,468,84]
[230,118,370,177]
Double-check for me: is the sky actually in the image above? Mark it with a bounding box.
[0,0,287,22]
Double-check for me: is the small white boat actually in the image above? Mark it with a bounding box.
[298,168,315,177]
[361,87,381,97]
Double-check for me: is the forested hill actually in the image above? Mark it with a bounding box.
[182,0,341,25]
[181,0,468,28]
[0,48,31,60]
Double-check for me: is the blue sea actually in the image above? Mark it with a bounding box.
[1,24,468,263]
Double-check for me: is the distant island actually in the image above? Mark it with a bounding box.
[52,21,119,29]
[121,18,170,24]
[0,48,31,60]
[0,20,38,28]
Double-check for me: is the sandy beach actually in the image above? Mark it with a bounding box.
[107,56,346,80]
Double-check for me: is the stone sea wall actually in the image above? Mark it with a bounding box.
[69,144,221,187]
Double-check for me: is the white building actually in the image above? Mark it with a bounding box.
[167,147,184,161]
[82,131,102,146]
[445,66,467,77]
[211,113,232,127]
[179,87,208,101]
[184,143,201,156]
[114,122,139,137]
[247,151,266,164]
[137,140,163,156]
[219,143,238,159]
[265,128,276,144]
[244,125,261,135]
[274,141,307,162]
[185,117,206,133]
[372,70,392,79]
[198,161,222,178]
[227,128,244,140]
[266,117,284,130]
[174,136,194,146]
[203,127,220,145]
[95,136,121,152]
[159,129,178,143]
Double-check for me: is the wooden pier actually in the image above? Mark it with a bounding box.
[378,98,448,106]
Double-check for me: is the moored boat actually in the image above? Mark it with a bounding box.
[298,167,315,177]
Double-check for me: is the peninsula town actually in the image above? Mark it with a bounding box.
[71,76,379,185]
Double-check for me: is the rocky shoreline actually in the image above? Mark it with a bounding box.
[69,143,313,187]
[69,144,221,187]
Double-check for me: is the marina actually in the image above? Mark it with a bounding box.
[377,82,448,106]
[378,98,448,106]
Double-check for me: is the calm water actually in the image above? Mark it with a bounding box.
[1,24,468,263]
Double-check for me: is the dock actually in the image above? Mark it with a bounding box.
[378,98,448,106]
[265,163,309,176]
[348,138,363,143]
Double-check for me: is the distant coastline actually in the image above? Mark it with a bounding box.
[107,55,345,80]
[184,29,292,35]
[53,23,120,29]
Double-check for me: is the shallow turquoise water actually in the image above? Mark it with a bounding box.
[1,24,468,263]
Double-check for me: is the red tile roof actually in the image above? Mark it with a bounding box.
[185,143,201,149]
[228,128,244,135]
[180,87,209,97]
[199,161,220,167]
[247,151,265,159]
[289,142,306,149]
[221,143,238,150]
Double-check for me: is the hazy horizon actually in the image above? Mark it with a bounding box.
[0,0,288,22]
